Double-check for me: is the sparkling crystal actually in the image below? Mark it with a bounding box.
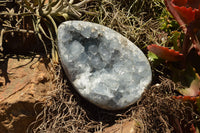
[88,45,98,55]
[67,40,85,62]
[81,26,91,38]
[98,42,112,63]
[58,21,152,110]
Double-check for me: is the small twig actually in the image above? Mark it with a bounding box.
[46,15,58,35]
[0,29,5,50]
[38,24,53,40]
[51,0,64,14]
[0,12,33,16]
[74,0,93,7]
[15,17,23,27]
[69,0,74,5]
[40,4,52,16]
[38,32,48,55]
[3,29,35,34]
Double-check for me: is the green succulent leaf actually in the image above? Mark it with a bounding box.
[169,31,181,51]
[148,51,159,62]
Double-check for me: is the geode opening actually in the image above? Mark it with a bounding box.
[58,21,152,110]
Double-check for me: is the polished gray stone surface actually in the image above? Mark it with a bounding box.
[58,21,152,110]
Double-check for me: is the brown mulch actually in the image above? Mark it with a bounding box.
[27,64,200,133]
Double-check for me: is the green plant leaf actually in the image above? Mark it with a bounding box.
[169,31,181,51]
[148,51,159,62]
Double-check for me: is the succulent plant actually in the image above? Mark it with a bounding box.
[148,1,200,129]
[165,0,200,56]
[147,44,184,62]
[0,0,93,62]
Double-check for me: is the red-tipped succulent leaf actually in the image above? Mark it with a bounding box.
[172,0,200,24]
[147,44,184,62]
[165,0,200,26]
[165,0,200,56]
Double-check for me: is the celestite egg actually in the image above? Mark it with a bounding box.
[58,21,152,110]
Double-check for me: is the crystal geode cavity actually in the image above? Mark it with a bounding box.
[58,21,152,110]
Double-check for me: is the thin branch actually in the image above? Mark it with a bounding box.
[0,12,33,16]
[4,29,35,34]
[69,0,74,5]
[74,0,93,7]
[0,29,5,49]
